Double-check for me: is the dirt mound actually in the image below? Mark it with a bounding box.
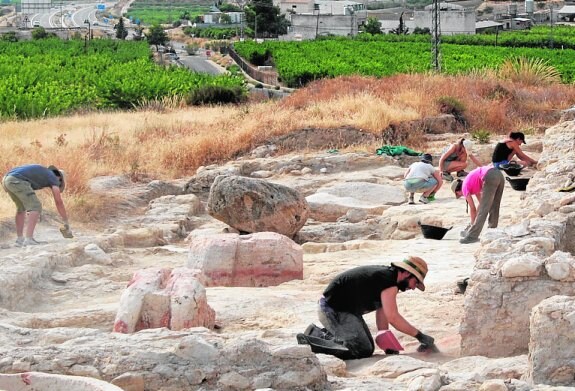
[270,126,380,153]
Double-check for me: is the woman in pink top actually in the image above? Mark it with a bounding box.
[450,164,504,244]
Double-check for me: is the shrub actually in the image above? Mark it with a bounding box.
[0,31,17,42]
[497,56,561,86]
[187,85,246,105]
[471,129,491,144]
[437,96,467,126]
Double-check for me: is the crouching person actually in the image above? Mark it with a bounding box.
[296,257,436,359]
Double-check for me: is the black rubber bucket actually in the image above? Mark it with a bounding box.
[500,163,524,177]
[418,222,452,240]
[506,177,530,191]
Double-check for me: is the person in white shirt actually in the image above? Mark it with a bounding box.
[403,154,443,204]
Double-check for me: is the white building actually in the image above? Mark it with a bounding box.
[414,3,475,35]
[280,0,367,40]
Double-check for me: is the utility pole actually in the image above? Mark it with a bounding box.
[431,0,441,72]
[347,5,354,36]
[549,4,554,49]
[315,4,320,38]
[240,4,244,40]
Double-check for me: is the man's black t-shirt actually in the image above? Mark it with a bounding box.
[323,265,398,315]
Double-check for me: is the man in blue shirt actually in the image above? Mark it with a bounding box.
[2,164,72,246]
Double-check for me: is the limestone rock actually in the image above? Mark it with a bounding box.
[364,355,436,378]
[207,175,309,238]
[306,182,404,222]
[544,251,575,281]
[187,232,303,287]
[500,254,544,278]
[113,267,215,333]
[0,372,122,391]
[115,227,167,248]
[528,295,575,387]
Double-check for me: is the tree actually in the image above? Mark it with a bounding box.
[145,25,168,50]
[363,17,382,34]
[0,31,18,42]
[114,17,128,40]
[31,27,50,40]
[244,0,290,38]
[219,3,240,12]
[219,13,232,24]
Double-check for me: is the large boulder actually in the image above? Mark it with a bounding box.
[187,232,303,287]
[113,267,215,333]
[207,175,309,238]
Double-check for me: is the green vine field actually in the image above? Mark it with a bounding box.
[0,39,244,119]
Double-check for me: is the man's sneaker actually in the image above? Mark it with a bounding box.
[15,237,24,247]
[419,196,429,204]
[23,238,44,246]
[459,236,479,244]
[457,170,469,177]
[442,172,454,181]
[427,193,436,202]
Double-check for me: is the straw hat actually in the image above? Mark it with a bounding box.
[392,256,428,291]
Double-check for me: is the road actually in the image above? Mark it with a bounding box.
[21,1,116,31]
[167,42,226,75]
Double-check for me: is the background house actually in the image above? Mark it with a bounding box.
[281,0,366,40]
[414,3,475,35]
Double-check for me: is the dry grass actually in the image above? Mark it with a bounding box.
[1,73,574,224]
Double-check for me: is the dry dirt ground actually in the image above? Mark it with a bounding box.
[0,136,534,385]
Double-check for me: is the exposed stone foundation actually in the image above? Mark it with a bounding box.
[460,120,575,357]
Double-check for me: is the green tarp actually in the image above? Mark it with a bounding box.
[376,145,421,157]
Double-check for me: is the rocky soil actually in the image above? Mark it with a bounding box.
[1,128,569,390]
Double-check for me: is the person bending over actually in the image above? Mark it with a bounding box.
[296,257,436,360]
[492,131,537,169]
[451,164,505,244]
[2,164,71,246]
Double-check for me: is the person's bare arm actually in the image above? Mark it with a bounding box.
[432,170,443,184]
[376,307,389,331]
[381,287,418,337]
[512,144,537,166]
[466,194,477,224]
[404,167,411,179]
[468,153,482,167]
[51,186,69,224]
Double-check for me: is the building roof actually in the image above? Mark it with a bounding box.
[476,20,504,29]
[558,5,575,15]
[424,2,464,11]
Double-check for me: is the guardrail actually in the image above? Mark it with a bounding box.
[228,46,279,86]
